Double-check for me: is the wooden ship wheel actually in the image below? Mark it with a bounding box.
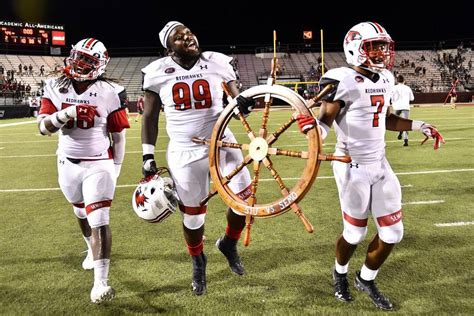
[193,32,350,246]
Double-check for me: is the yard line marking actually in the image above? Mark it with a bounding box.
[0,149,169,158]
[434,221,474,227]
[401,184,413,188]
[0,120,36,128]
[402,200,445,205]
[396,169,474,176]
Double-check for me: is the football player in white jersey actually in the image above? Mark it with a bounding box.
[296,22,444,310]
[141,21,254,296]
[37,38,130,303]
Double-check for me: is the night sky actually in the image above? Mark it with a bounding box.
[1,0,473,50]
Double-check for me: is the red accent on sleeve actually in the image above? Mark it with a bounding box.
[107,108,130,133]
[39,98,57,115]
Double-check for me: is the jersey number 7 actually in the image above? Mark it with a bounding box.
[370,95,384,127]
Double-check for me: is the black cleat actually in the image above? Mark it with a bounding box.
[191,252,207,295]
[397,133,402,140]
[403,139,408,146]
[355,271,394,311]
[216,236,245,275]
[332,268,353,302]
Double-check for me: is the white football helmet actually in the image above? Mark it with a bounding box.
[66,38,110,81]
[132,171,179,223]
[343,22,394,72]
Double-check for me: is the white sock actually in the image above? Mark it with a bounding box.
[83,236,92,251]
[93,259,110,286]
[335,258,349,274]
[360,264,379,281]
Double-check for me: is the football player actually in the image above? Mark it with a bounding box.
[296,22,444,310]
[37,38,130,304]
[391,75,414,146]
[141,21,254,295]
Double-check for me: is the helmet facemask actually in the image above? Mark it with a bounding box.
[66,38,109,82]
[360,39,395,72]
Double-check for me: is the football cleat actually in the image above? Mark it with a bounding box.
[332,268,353,302]
[355,271,393,310]
[90,281,115,304]
[216,236,245,276]
[191,252,207,296]
[82,250,94,270]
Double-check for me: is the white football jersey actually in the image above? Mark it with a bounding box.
[142,51,236,151]
[40,78,128,159]
[320,67,395,164]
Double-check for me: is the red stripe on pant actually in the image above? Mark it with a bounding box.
[376,210,402,227]
[85,200,112,215]
[343,212,368,227]
[179,205,207,215]
[73,202,85,208]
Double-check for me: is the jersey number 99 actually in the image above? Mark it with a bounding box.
[172,80,212,111]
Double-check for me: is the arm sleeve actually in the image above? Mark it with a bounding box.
[107,108,130,133]
[39,98,57,116]
[111,130,126,165]
[318,77,348,108]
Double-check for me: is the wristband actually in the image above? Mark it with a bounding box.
[318,120,330,140]
[50,112,67,128]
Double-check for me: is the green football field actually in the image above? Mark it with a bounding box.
[0,106,473,314]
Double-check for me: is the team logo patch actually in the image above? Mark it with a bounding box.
[345,31,362,44]
[165,67,175,74]
[355,75,364,83]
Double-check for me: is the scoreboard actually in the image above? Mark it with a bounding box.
[0,21,65,46]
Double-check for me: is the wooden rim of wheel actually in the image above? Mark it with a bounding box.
[208,84,322,218]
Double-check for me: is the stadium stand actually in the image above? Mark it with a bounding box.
[1,47,473,114]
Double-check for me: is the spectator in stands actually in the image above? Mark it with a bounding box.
[449,80,458,110]
[36,38,129,304]
[295,21,444,311]
[28,64,33,76]
[141,20,254,296]
[18,64,22,75]
[23,65,28,75]
[40,65,45,77]
[391,75,415,146]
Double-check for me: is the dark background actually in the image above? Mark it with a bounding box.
[1,0,473,51]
